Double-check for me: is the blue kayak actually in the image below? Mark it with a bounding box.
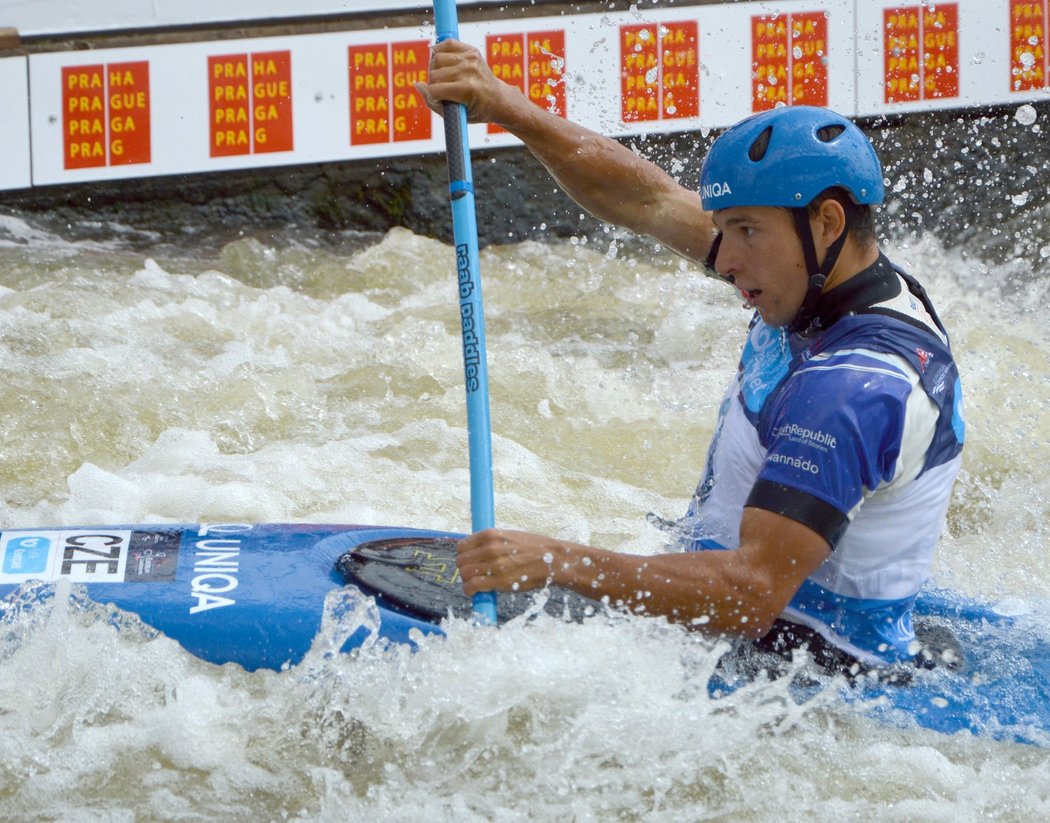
[857,589,1049,745]
[0,523,448,670]
[1,522,1046,746]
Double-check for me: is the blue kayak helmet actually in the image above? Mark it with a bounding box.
[699,106,884,210]
[699,106,885,334]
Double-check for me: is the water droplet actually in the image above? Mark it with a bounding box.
[1015,104,1037,126]
[971,52,985,65]
[645,67,658,84]
[1011,191,1030,207]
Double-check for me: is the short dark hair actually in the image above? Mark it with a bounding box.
[803,187,877,246]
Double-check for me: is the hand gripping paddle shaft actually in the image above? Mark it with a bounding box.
[433,0,497,625]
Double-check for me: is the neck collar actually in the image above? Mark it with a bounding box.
[805,252,899,332]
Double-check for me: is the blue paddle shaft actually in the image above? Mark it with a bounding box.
[434,0,497,625]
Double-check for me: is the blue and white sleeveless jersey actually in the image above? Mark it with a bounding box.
[679,255,965,665]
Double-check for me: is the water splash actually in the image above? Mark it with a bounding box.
[0,221,1048,817]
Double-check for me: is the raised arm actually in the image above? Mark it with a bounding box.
[419,39,716,265]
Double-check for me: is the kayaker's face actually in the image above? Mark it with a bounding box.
[712,206,809,329]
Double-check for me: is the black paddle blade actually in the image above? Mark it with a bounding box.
[335,536,604,625]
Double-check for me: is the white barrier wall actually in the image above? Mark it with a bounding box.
[0,0,499,37]
[4,0,1049,192]
[0,57,31,190]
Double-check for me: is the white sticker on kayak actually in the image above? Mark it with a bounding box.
[0,530,133,584]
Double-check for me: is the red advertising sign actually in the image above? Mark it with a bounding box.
[922,5,959,99]
[107,62,151,165]
[884,4,959,103]
[488,34,526,96]
[486,30,566,135]
[753,15,790,108]
[885,7,921,102]
[391,40,431,143]
[63,64,106,169]
[349,40,431,146]
[528,32,566,117]
[251,51,293,153]
[62,61,152,170]
[660,22,699,119]
[209,54,251,156]
[209,51,293,157]
[752,12,828,111]
[621,21,699,123]
[622,24,660,122]
[1010,0,1048,91]
[349,44,389,145]
[790,13,829,106]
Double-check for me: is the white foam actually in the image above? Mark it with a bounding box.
[0,227,1047,818]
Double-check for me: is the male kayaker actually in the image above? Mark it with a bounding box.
[419,40,965,675]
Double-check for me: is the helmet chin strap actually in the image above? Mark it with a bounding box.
[787,206,854,336]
